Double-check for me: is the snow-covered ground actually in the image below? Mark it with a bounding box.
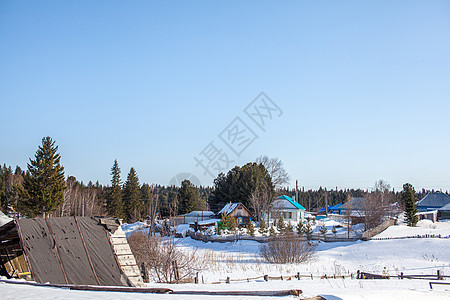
[1,220,449,299]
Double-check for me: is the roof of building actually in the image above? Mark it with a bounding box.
[0,216,131,286]
[439,202,450,211]
[275,195,306,210]
[218,203,240,215]
[319,205,334,213]
[184,211,215,217]
[0,210,12,227]
[417,192,450,208]
[341,197,365,210]
[330,203,343,210]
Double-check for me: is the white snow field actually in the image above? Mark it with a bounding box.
[1,220,449,299]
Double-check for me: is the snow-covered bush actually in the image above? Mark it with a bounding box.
[259,237,315,264]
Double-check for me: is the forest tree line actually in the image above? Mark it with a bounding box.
[0,137,447,223]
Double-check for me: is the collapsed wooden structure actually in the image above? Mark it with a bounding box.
[0,216,143,287]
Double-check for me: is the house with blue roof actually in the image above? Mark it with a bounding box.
[330,203,343,214]
[416,192,450,212]
[268,195,306,223]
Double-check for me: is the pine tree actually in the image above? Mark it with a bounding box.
[123,167,141,223]
[107,160,124,218]
[285,220,294,235]
[219,214,230,230]
[247,221,255,236]
[332,225,337,236]
[229,216,238,234]
[296,221,304,236]
[276,215,286,233]
[269,225,276,236]
[319,224,328,236]
[304,221,313,241]
[401,183,418,227]
[21,137,66,217]
[258,218,268,235]
[178,180,204,214]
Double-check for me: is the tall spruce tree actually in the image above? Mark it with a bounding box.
[21,137,66,217]
[400,183,418,227]
[107,160,124,218]
[123,167,141,223]
[178,179,205,214]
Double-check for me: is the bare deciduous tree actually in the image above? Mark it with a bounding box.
[256,155,290,189]
[53,177,105,217]
[362,180,395,230]
[128,231,203,283]
[248,180,273,222]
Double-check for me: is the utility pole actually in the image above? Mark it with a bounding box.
[305,187,309,211]
[325,188,328,215]
[295,180,298,203]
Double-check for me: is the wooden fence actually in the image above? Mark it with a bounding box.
[370,234,450,241]
[186,231,361,243]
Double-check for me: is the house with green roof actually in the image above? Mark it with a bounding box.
[268,195,305,223]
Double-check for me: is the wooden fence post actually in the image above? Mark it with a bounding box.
[400,272,403,280]
[264,275,268,282]
[226,277,230,284]
[297,272,300,280]
[357,270,360,279]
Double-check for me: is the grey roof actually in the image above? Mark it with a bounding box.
[439,203,450,211]
[341,197,365,210]
[417,193,450,208]
[184,211,215,217]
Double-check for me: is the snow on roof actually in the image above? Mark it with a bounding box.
[184,211,215,217]
[439,203,450,211]
[417,192,450,208]
[218,203,240,215]
[0,210,12,227]
[275,195,306,210]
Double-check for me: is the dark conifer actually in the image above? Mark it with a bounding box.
[107,159,124,218]
[123,167,141,223]
[21,137,66,217]
[401,183,418,227]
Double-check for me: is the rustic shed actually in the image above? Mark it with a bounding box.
[0,216,143,287]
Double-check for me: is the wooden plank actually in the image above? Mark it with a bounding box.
[121,265,141,277]
[117,256,139,266]
[0,278,171,293]
[110,236,128,245]
[171,290,302,296]
[113,244,133,255]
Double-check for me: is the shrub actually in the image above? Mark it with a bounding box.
[260,237,315,264]
[127,231,203,283]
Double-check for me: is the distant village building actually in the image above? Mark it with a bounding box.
[269,195,305,223]
[438,203,450,220]
[218,202,254,226]
[183,211,215,224]
[416,192,450,212]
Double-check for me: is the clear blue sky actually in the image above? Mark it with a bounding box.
[1,1,449,191]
